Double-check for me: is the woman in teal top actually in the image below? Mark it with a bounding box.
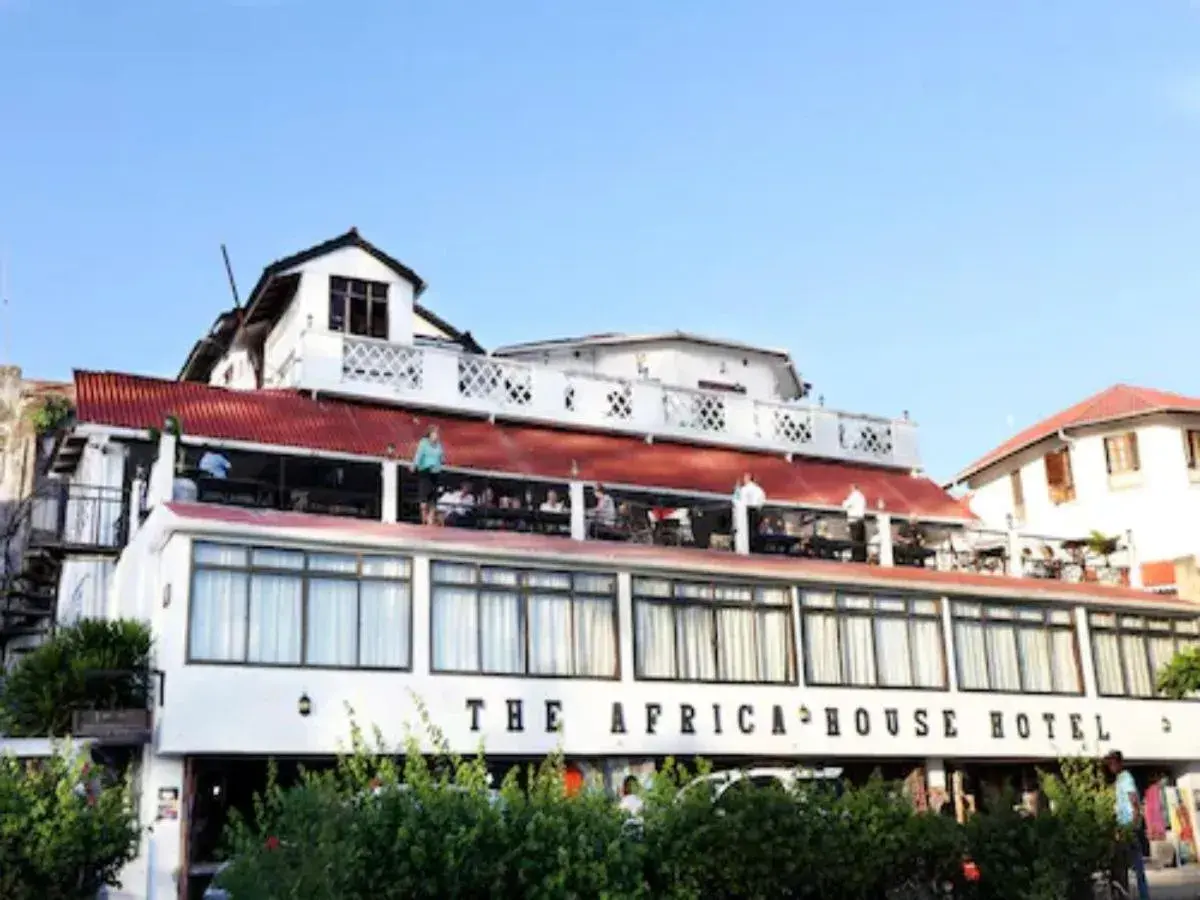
[413,425,445,526]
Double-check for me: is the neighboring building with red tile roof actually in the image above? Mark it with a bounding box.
[951,384,1200,597]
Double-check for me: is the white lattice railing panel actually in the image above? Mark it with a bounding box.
[759,404,814,447]
[662,388,727,435]
[342,339,424,391]
[563,375,634,421]
[457,357,534,407]
[837,417,895,459]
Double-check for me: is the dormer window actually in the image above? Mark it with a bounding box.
[329,276,389,340]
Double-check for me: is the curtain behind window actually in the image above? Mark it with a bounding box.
[575,598,616,677]
[306,578,357,666]
[190,568,247,662]
[636,603,675,678]
[358,581,411,669]
[1092,632,1124,695]
[247,573,302,664]
[433,586,479,671]
[804,612,841,684]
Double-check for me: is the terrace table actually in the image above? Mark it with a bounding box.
[752,533,802,555]
[195,475,276,509]
[466,506,571,536]
[893,544,936,568]
[807,536,854,561]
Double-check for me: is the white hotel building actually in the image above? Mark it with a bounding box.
[5,230,1200,898]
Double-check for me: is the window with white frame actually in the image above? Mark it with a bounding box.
[188,542,412,669]
[952,602,1081,694]
[430,562,618,678]
[801,591,945,689]
[1088,612,1200,698]
[633,577,795,684]
[329,276,389,339]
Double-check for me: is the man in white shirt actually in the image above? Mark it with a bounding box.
[738,473,766,509]
[540,489,566,513]
[842,483,868,562]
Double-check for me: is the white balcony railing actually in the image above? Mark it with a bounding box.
[296,332,920,469]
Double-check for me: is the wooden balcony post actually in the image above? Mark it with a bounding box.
[876,510,894,567]
[381,460,399,524]
[733,498,750,555]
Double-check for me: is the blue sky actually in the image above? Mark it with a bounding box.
[2,1,1199,481]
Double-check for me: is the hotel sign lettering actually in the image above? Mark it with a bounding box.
[463,698,1113,744]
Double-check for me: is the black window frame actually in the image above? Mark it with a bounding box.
[187,541,414,671]
[329,276,390,340]
[951,600,1083,696]
[631,576,797,686]
[1088,610,1200,699]
[800,590,948,691]
[429,560,620,680]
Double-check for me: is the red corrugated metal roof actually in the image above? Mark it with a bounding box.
[163,502,1193,608]
[955,384,1200,483]
[76,370,970,520]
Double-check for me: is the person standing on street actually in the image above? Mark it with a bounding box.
[1106,750,1150,900]
[413,425,445,526]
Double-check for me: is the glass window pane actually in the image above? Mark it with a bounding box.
[841,595,872,611]
[954,602,982,618]
[985,624,1021,691]
[1090,612,1117,628]
[574,573,615,594]
[480,591,522,674]
[1048,610,1073,626]
[676,582,714,600]
[986,606,1015,620]
[802,591,836,609]
[349,294,369,335]
[308,553,357,574]
[758,609,793,683]
[912,599,939,616]
[876,597,906,614]
[840,616,876,686]
[195,542,247,567]
[1016,609,1044,623]
[805,612,841,685]
[874,617,912,687]
[525,570,571,590]
[369,299,388,339]
[1148,637,1177,693]
[634,577,671,598]
[1050,629,1081,693]
[574,598,616,677]
[190,569,248,661]
[481,568,520,587]
[1092,632,1125,695]
[306,578,358,666]
[1121,634,1153,697]
[328,291,346,331]
[433,562,477,584]
[1017,627,1051,693]
[252,548,304,569]
[432,586,479,671]
[361,556,410,578]
[717,608,757,682]
[358,581,411,669]
[247,573,302,664]
[756,587,790,606]
[911,618,946,688]
[714,585,752,602]
[676,607,717,680]
[954,621,989,690]
[636,602,676,678]
[528,595,573,675]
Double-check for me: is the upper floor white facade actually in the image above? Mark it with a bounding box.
[955,386,1200,588]
[188,230,920,471]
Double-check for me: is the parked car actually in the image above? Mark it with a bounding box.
[677,765,845,806]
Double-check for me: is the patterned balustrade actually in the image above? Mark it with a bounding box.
[330,335,918,468]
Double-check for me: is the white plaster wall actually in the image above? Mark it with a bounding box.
[208,347,257,390]
[505,341,794,401]
[969,416,1200,563]
[281,245,416,346]
[148,532,1200,763]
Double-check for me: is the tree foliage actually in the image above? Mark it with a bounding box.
[1156,645,1200,699]
[215,712,1121,900]
[0,618,152,736]
[0,747,141,900]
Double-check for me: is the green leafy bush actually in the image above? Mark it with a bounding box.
[215,712,1120,900]
[0,746,140,900]
[29,395,72,435]
[1157,645,1200,699]
[0,618,152,736]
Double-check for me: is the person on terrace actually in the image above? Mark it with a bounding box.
[413,425,445,526]
[842,482,867,562]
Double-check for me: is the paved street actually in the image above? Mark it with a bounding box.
[1149,867,1200,899]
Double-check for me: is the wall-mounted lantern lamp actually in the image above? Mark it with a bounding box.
[798,706,811,724]
[298,693,313,718]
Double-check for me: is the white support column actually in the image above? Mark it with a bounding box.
[1126,528,1142,588]
[1007,520,1023,577]
[117,748,185,900]
[1074,606,1099,698]
[733,498,750,555]
[940,598,959,692]
[146,432,177,507]
[127,473,147,541]
[876,511,894,567]
[381,460,398,523]
[569,481,586,541]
